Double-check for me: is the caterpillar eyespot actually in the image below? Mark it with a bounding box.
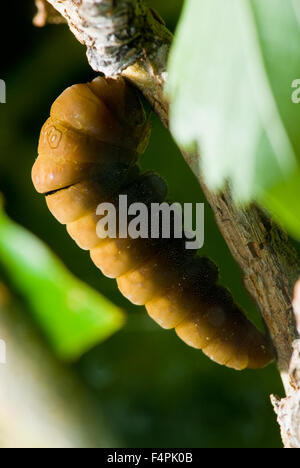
[32,76,275,371]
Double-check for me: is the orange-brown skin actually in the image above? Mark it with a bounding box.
[32,76,275,371]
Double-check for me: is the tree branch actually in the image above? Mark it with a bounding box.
[271,281,300,448]
[41,0,300,446]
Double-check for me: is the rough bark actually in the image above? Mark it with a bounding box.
[40,0,300,447]
[271,281,300,448]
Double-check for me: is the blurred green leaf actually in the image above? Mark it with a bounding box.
[0,207,125,361]
[167,0,300,238]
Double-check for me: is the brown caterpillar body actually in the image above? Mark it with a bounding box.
[32,77,274,370]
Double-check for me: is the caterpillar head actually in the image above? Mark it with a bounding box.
[32,76,151,194]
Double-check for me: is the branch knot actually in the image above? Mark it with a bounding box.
[47,0,171,75]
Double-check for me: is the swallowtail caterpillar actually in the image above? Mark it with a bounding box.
[32,76,274,370]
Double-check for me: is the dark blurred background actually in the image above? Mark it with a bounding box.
[0,0,287,448]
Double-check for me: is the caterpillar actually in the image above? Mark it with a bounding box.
[32,76,274,370]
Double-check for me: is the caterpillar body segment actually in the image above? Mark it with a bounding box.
[32,76,275,371]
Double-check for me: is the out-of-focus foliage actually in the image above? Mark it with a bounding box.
[0,207,125,360]
[0,0,288,448]
[167,0,300,239]
[0,282,116,448]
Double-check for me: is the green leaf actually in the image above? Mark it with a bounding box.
[167,0,300,238]
[0,208,125,361]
